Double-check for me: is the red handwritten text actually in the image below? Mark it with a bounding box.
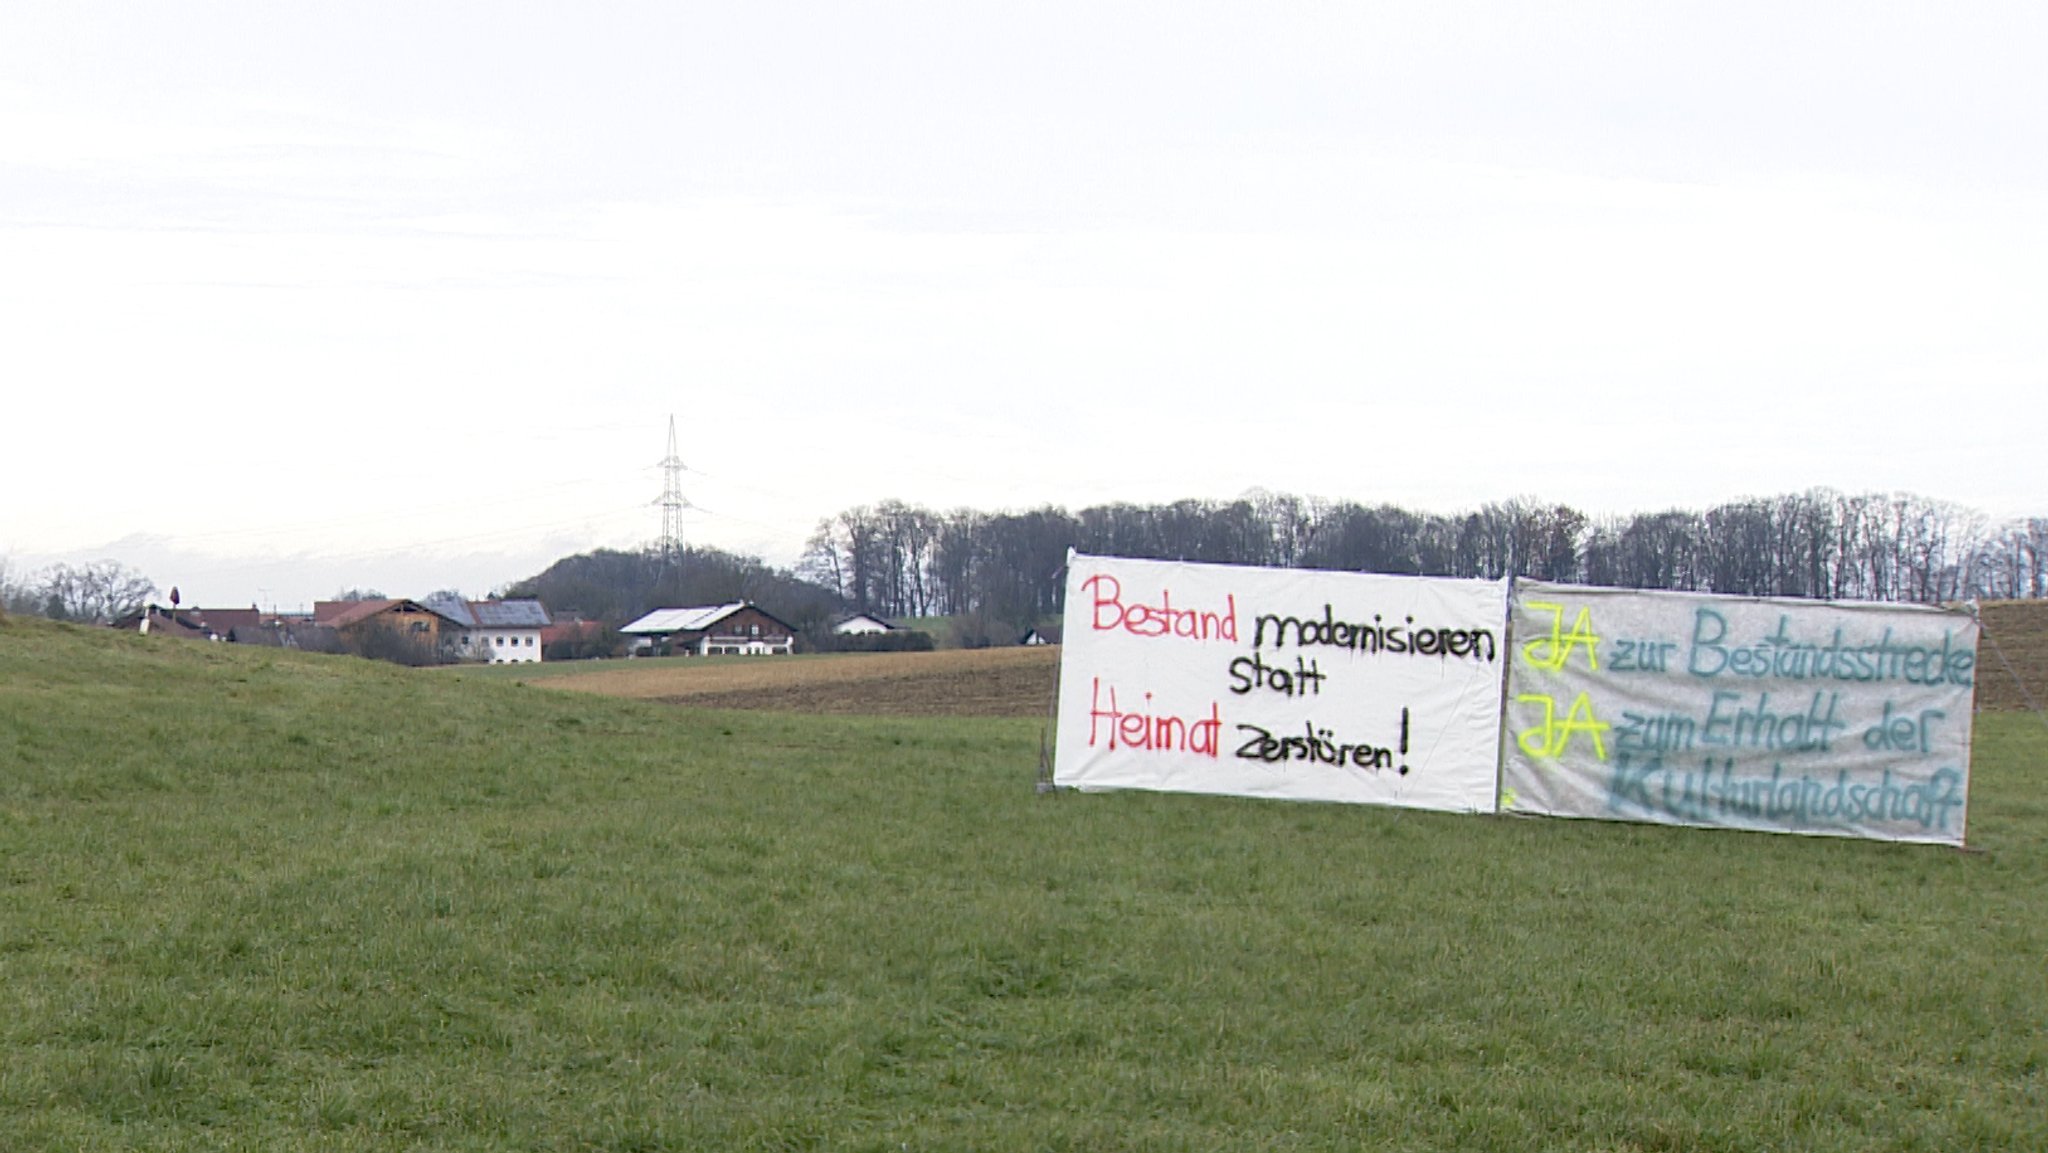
[1084,574,1238,642]
[1089,677,1223,756]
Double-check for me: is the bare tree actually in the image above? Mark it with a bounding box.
[798,519,849,603]
[930,508,985,617]
[1250,489,1322,569]
[0,557,29,616]
[875,499,939,618]
[2028,518,2048,600]
[39,561,156,624]
[1966,520,2040,600]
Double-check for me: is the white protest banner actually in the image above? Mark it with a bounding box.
[1501,581,1976,845]
[1053,553,1508,811]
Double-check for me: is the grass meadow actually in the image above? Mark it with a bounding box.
[1,613,2044,1150]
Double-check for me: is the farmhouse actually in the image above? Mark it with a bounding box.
[621,602,797,656]
[421,596,553,664]
[313,598,454,648]
[193,607,264,639]
[111,604,292,642]
[307,596,553,662]
[832,613,897,636]
[111,605,221,640]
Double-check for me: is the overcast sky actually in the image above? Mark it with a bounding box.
[4,2,2044,611]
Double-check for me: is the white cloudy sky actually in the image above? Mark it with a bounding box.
[4,2,2044,610]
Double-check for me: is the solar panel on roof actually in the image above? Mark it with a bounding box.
[620,603,745,633]
[472,600,550,627]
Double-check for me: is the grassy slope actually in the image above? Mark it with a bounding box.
[1,615,2043,1151]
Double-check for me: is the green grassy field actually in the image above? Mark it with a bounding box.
[2,614,2043,1150]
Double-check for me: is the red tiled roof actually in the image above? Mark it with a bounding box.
[195,608,263,633]
[319,599,401,629]
[539,619,607,645]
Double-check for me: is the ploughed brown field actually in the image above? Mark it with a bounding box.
[530,645,1063,717]
[527,598,2048,717]
[1976,599,2048,711]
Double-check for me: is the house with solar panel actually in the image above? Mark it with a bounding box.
[619,602,797,657]
[422,595,554,663]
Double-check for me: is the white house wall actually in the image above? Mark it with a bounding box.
[463,628,543,663]
[697,635,794,656]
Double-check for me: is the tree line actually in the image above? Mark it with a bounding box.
[800,489,2048,627]
[13,489,2042,644]
[0,560,156,624]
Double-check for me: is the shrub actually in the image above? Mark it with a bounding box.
[821,630,936,653]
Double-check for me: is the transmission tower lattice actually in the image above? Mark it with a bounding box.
[657,415,690,563]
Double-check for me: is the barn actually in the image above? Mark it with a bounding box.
[620,602,798,656]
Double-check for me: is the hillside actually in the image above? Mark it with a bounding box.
[2,614,2044,1150]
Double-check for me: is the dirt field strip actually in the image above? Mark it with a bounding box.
[526,646,1063,718]
[1976,600,2048,712]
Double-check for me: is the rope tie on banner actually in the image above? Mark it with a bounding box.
[1037,560,1068,795]
[1494,571,1520,815]
[1037,688,1059,795]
